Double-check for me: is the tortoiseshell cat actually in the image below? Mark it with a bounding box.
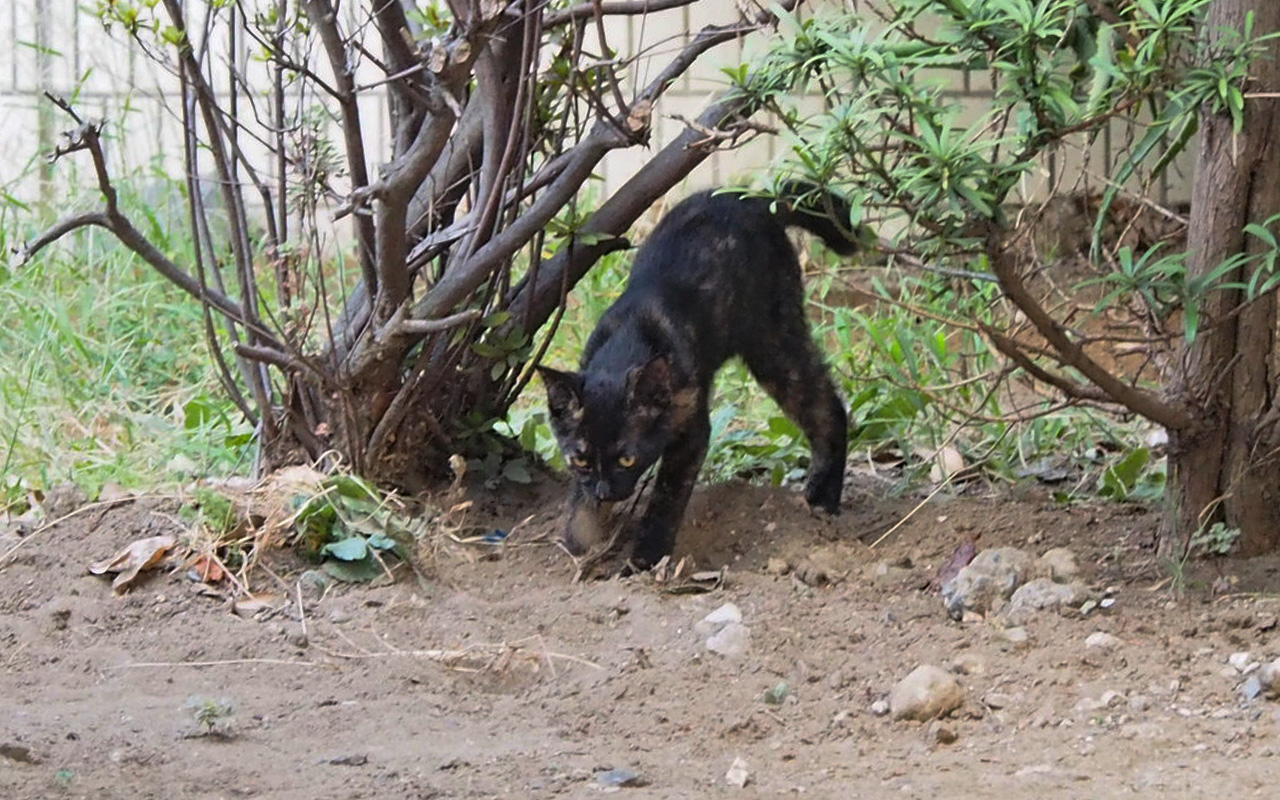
[539,185,860,568]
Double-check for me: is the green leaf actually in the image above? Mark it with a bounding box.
[321,556,383,583]
[320,536,369,561]
[366,533,399,551]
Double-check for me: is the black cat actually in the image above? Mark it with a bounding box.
[539,185,860,568]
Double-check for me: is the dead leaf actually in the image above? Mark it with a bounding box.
[230,593,282,618]
[931,534,980,592]
[187,554,227,584]
[88,535,176,593]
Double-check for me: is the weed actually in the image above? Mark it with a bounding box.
[2,165,252,505]
[186,695,234,736]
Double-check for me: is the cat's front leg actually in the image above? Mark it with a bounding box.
[630,412,711,569]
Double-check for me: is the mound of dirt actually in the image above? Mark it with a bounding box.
[2,478,1279,799]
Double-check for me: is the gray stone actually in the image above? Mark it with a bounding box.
[1001,626,1031,648]
[725,756,750,788]
[706,622,750,658]
[1037,547,1082,582]
[695,603,742,636]
[889,665,966,721]
[1085,631,1122,652]
[1008,579,1086,619]
[870,699,890,717]
[941,547,1034,620]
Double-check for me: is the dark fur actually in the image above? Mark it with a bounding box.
[540,186,857,567]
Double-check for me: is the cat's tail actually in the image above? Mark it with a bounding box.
[772,181,869,256]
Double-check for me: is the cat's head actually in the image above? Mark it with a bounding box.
[538,357,694,548]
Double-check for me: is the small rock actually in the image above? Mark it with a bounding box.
[1076,690,1123,713]
[595,768,644,788]
[298,570,330,601]
[1001,627,1031,649]
[826,669,846,691]
[0,742,39,764]
[889,665,966,721]
[949,653,985,676]
[1241,675,1267,701]
[1008,579,1085,619]
[326,753,368,766]
[928,722,959,745]
[725,756,750,788]
[982,692,1015,710]
[1036,547,1081,582]
[285,625,309,649]
[695,603,742,636]
[870,699,890,717]
[1228,652,1254,673]
[1128,694,1151,712]
[1085,632,1122,652]
[764,558,791,576]
[1243,659,1280,700]
[793,560,830,587]
[327,606,353,625]
[940,547,1034,619]
[706,622,750,658]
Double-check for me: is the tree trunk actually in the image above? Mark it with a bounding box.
[1165,0,1280,557]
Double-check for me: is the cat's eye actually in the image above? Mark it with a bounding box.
[570,454,589,468]
[617,455,637,468]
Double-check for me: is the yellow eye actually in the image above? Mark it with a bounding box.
[571,454,589,468]
[618,455,637,468]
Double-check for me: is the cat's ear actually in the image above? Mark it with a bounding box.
[537,366,584,421]
[627,356,673,407]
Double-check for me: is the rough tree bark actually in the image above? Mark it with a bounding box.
[1165,0,1280,556]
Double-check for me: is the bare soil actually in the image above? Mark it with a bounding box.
[3,476,1280,799]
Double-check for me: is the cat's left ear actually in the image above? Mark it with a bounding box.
[627,356,673,407]
[537,366,584,420]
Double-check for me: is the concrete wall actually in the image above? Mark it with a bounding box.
[0,1,1190,220]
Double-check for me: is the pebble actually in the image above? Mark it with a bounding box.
[285,624,309,649]
[927,721,959,745]
[1228,652,1254,673]
[0,742,39,764]
[1037,547,1081,582]
[298,570,330,601]
[725,756,750,788]
[1008,579,1085,619]
[327,606,353,625]
[695,603,742,636]
[595,768,643,788]
[949,653,985,675]
[706,622,750,658]
[941,547,1033,620]
[1001,626,1031,649]
[765,558,791,576]
[1085,632,1122,652]
[870,699,890,717]
[889,665,966,721]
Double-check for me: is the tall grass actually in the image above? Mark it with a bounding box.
[0,171,251,510]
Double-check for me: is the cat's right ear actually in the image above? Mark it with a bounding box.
[537,366,584,421]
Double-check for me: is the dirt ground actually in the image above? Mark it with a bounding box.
[3,473,1280,800]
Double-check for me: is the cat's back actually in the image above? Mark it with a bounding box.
[626,190,790,290]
